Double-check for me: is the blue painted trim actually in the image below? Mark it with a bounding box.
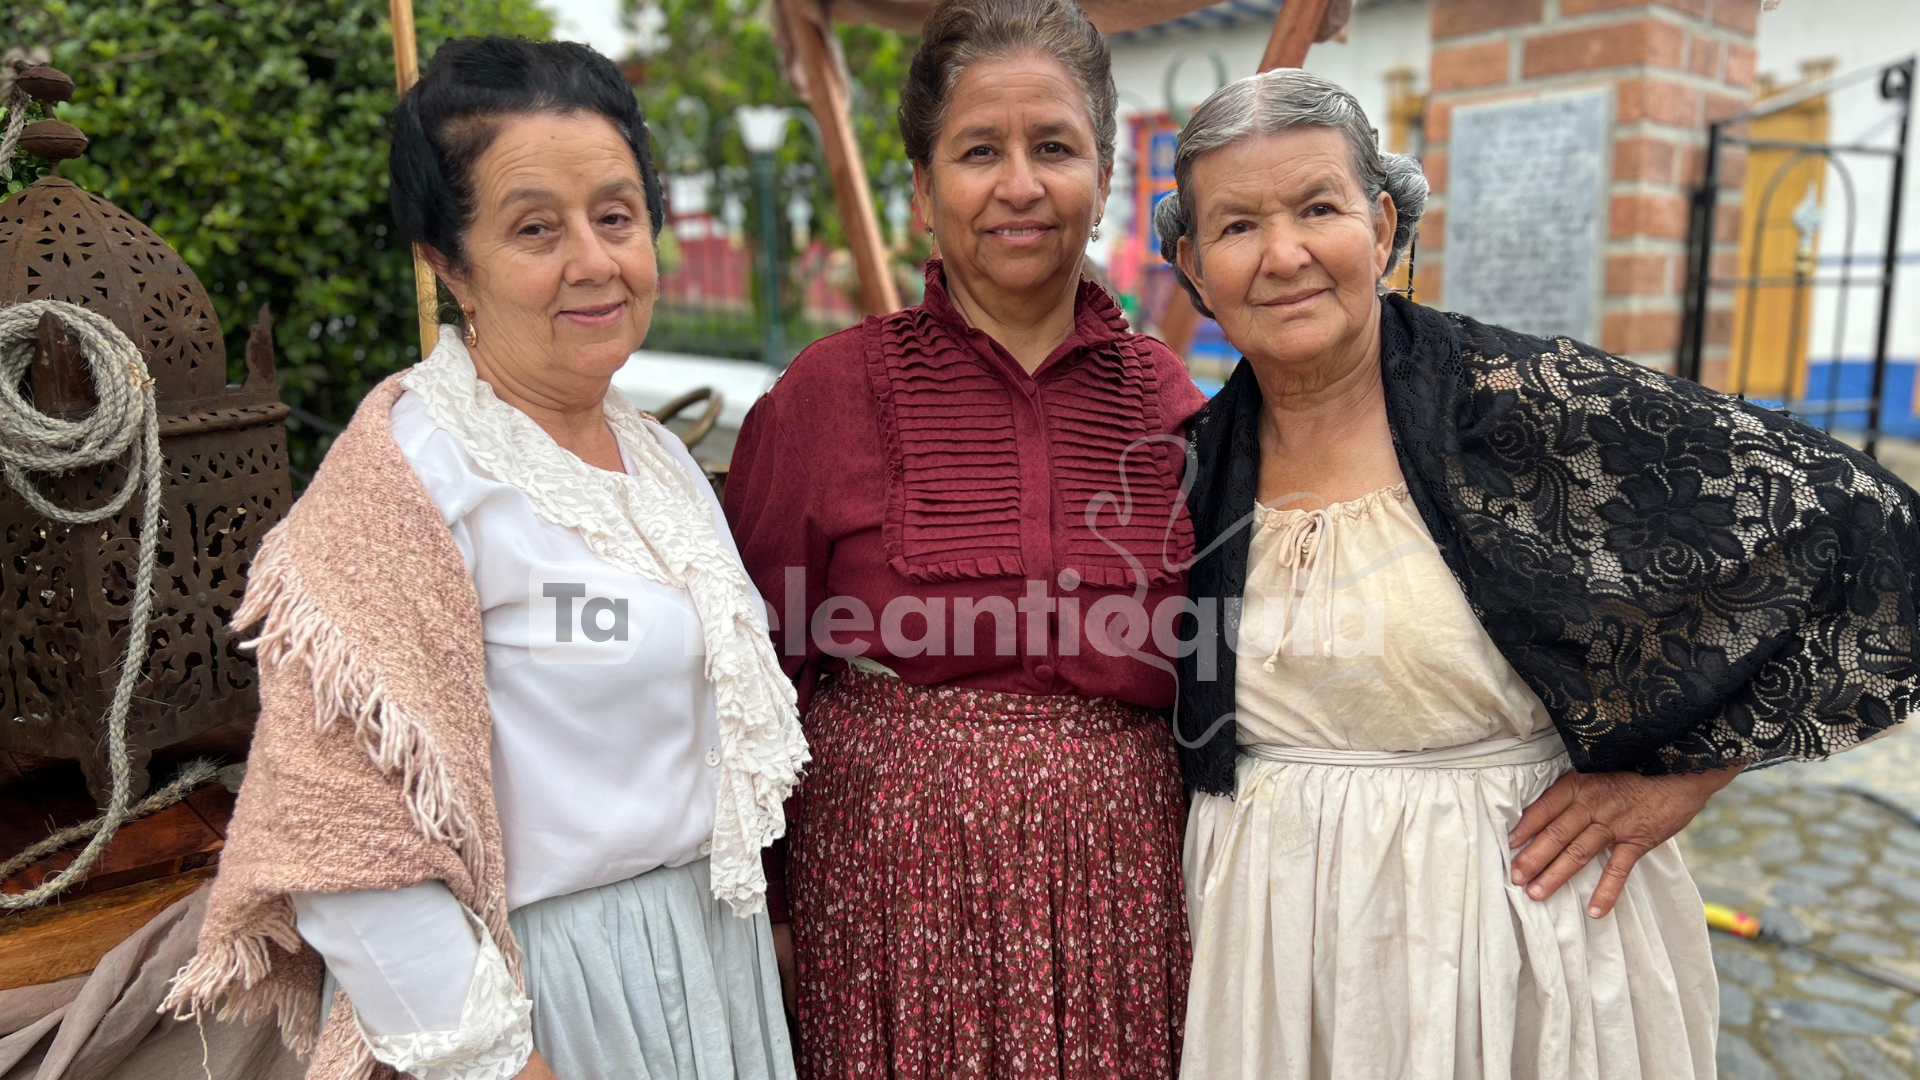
[1814,251,1920,267]
[1748,359,1920,437]
[1109,0,1286,41]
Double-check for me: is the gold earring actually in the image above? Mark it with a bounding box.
[462,311,478,349]
[1092,220,1102,241]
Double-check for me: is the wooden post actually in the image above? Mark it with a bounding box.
[390,0,441,352]
[29,311,95,419]
[1258,0,1333,76]
[780,0,902,316]
[1155,270,1204,359]
[1159,0,1332,358]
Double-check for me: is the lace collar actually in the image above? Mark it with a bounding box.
[400,329,705,587]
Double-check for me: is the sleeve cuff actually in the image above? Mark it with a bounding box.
[358,909,533,1080]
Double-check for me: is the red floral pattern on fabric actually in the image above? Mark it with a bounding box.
[787,672,1190,1080]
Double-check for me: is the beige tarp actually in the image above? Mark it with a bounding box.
[0,887,302,1080]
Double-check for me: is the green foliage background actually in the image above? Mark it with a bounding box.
[3,98,53,196]
[5,0,921,466]
[629,0,924,358]
[8,0,554,473]
[630,0,916,249]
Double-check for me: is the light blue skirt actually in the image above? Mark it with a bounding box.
[320,859,795,1080]
[509,858,796,1080]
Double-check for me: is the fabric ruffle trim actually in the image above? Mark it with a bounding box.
[360,907,533,1079]
[867,279,1194,588]
[1254,483,1412,529]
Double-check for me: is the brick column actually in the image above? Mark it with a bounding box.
[1420,0,1759,372]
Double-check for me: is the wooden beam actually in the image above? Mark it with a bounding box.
[1259,0,1333,73]
[781,0,902,316]
[0,867,214,991]
[1156,280,1205,359]
[390,0,440,352]
[1161,0,1333,358]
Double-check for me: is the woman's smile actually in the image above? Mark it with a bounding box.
[911,48,1110,367]
[984,220,1055,245]
[1257,287,1330,314]
[559,300,627,328]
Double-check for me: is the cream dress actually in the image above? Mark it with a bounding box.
[1181,484,1719,1080]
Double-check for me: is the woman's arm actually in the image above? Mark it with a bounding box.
[292,884,479,1034]
[722,389,831,701]
[722,389,829,1016]
[292,885,535,1079]
[1506,763,1744,918]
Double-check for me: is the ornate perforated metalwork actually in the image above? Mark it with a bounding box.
[0,172,290,801]
[0,179,229,406]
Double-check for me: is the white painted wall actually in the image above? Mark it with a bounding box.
[613,350,778,426]
[1748,0,1918,409]
[1107,0,1430,133]
[539,0,635,58]
[1095,0,1431,267]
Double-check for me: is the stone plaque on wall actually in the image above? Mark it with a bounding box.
[1442,90,1612,343]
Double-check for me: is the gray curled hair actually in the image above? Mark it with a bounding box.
[1153,69,1428,318]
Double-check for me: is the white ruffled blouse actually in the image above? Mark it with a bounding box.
[290,332,807,1079]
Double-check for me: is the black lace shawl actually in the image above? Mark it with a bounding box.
[1176,294,1919,796]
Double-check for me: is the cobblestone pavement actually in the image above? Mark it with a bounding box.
[1676,724,1920,1079]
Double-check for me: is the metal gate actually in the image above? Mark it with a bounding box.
[1678,55,1913,456]
[644,100,915,366]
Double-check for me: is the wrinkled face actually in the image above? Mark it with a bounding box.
[439,112,657,383]
[1176,127,1394,369]
[914,52,1110,301]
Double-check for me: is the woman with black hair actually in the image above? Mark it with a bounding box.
[165,37,806,1080]
[723,0,1198,1075]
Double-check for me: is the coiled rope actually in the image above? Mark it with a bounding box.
[1,73,30,178]
[0,298,202,910]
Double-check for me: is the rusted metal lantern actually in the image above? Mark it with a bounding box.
[0,65,291,801]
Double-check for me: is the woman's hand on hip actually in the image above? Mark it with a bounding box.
[1509,764,1743,918]
[515,1049,560,1080]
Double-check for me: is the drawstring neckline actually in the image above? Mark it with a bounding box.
[1262,506,1338,671]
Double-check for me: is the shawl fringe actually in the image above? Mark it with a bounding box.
[234,542,471,848]
[158,899,317,1054]
[162,533,523,1049]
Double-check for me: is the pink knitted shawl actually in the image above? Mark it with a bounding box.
[161,375,515,1080]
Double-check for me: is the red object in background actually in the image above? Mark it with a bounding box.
[657,206,862,327]
[1114,113,1182,321]
[658,211,751,308]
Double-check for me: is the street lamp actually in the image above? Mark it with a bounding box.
[736,105,794,366]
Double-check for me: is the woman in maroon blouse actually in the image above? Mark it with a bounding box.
[724,0,1204,1075]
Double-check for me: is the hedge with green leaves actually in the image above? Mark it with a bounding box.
[8,1,552,472]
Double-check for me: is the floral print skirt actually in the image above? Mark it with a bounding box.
[787,671,1190,1080]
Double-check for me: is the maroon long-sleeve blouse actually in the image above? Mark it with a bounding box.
[724,262,1208,715]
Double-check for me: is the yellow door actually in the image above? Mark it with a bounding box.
[1724,67,1831,401]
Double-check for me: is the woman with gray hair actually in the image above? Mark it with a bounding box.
[1160,69,1918,1078]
